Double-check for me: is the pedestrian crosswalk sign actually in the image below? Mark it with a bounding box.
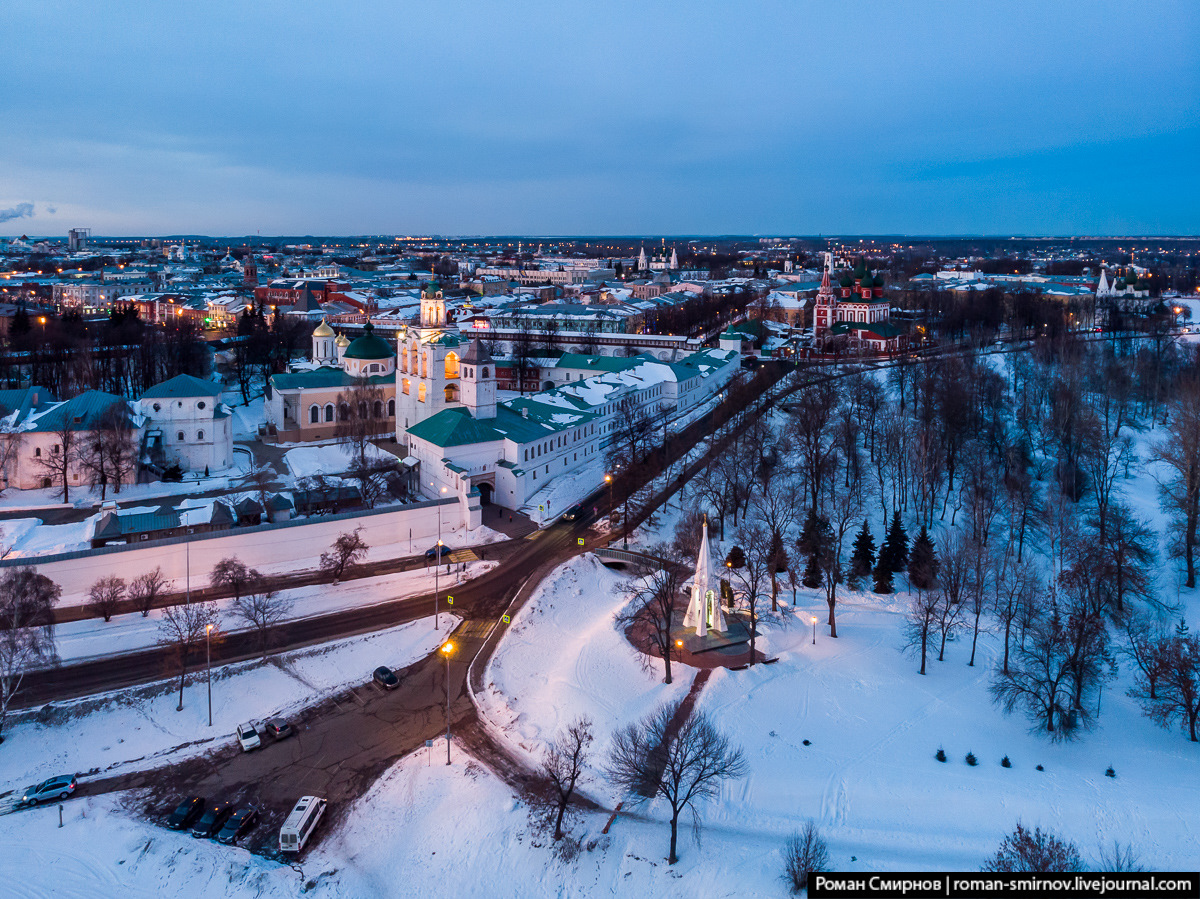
[502,614,511,624]
[447,596,454,605]
[577,537,585,546]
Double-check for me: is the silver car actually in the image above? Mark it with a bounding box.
[21,774,77,806]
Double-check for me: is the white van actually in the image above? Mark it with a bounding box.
[279,796,326,853]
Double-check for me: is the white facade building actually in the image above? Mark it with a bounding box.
[139,375,234,474]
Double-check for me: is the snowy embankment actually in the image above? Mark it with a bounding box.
[477,553,694,788]
[47,562,496,664]
[1,613,458,794]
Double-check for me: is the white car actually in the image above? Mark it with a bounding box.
[236,722,261,752]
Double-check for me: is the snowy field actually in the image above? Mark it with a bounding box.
[1,614,458,793]
[478,553,694,768]
[479,551,1200,877]
[283,442,397,478]
[47,562,496,664]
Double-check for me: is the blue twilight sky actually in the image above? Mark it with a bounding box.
[1,0,1197,237]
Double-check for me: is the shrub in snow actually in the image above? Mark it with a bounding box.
[1036,764,1044,771]
[965,751,978,766]
[783,820,829,894]
[1105,766,1116,778]
[1097,841,1146,873]
[802,739,811,746]
[1001,756,1012,768]
[935,747,947,762]
[982,823,1083,873]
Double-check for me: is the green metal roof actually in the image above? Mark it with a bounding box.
[140,374,222,399]
[829,320,906,338]
[407,407,505,448]
[554,352,649,372]
[27,391,132,433]
[341,323,394,360]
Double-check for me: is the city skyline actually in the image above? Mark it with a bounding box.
[2,0,1197,237]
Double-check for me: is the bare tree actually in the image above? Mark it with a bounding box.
[993,559,1039,676]
[1130,629,1200,742]
[0,422,24,496]
[991,599,1079,739]
[606,701,747,864]
[783,821,830,895]
[320,527,369,582]
[128,567,168,617]
[334,376,389,468]
[231,587,294,660]
[238,462,277,511]
[542,715,594,840]
[0,567,60,741]
[79,404,137,500]
[934,532,971,663]
[1154,371,1200,587]
[210,557,261,601]
[86,574,126,623]
[731,526,773,663]
[905,588,940,676]
[616,546,685,684]
[35,420,81,503]
[157,600,219,711]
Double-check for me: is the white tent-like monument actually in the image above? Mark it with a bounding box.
[682,518,727,637]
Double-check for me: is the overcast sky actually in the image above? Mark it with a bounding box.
[2,0,1197,237]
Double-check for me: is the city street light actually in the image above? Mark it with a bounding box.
[811,616,818,646]
[206,623,213,726]
[441,641,455,765]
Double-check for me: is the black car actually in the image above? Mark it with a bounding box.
[191,800,234,838]
[424,544,450,561]
[166,796,206,830]
[562,503,585,522]
[215,807,259,845]
[373,666,399,689]
[265,718,293,740]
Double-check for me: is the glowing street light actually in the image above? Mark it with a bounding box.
[441,641,455,765]
[811,616,818,646]
[206,623,214,726]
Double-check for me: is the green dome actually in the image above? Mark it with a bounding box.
[1114,279,1127,290]
[839,273,854,288]
[341,322,393,360]
[860,274,874,289]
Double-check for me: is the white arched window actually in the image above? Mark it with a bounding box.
[388,399,395,417]
[310,405,320,424]
[197,430,205,440]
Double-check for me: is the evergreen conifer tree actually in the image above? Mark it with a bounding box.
[907,525,939,592]
[872,559,894,594]
[847,520,876,590]
[10,304,30,339]
[802,552,822,589]
[796,508,820,559]
[1176,617,1191,639]
[880,509,909,574]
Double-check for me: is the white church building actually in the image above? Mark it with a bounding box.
[399,286,739,520]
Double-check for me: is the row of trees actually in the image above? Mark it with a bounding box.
[3,305,209,400]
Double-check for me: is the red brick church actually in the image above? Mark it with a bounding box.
[812,252,904,354]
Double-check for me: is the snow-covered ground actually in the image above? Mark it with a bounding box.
[478,553,694,769]
[479,550,1200,874]
[1,614,458,793]
[48,563,496,664]
[284,443,397,478]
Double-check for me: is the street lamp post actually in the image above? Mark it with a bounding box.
[206,623,213,726]
[604,473,613,528]
[441,641,454,765]
[811,616,817,646]
[432,483,446,629]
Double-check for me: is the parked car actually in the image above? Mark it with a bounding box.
[166,796,206,830]
[373,666,399,690]
[265,718,293,740]
[562,503,584,522]
[215,806,260,844]
[20,774,77,807]
[236,723,261,752]
[191,800,234,838]
[424,544,450,561]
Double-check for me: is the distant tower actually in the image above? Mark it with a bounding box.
[460,338,496,420]
[243,250,258,288]
[68,228,90,252]
[420,283,446,329]
[311,318,336,365]
[638,246,647,272]
[669,247,678,269]
[813,251,838,337]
